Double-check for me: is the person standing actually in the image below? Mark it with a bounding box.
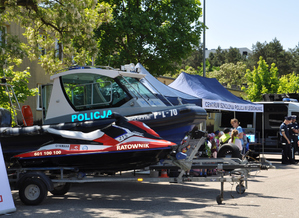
[289,115,299,163]
[280,116,294,164]
[230,118,245,154]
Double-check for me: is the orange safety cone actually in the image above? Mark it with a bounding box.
[160,169,169,178]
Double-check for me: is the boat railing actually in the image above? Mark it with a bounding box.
[54,65,116,74]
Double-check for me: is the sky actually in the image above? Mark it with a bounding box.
[201,0,299,51]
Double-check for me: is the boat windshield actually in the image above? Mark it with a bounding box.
[118,76,156,100]
[61,73,131,110]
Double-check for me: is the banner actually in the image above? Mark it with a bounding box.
[202,99,264,113]
[0,143,16,215]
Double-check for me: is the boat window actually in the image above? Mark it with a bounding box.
[118,76,156,100]
[61,73,130,110]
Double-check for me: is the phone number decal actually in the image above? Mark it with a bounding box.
[34,150,62,156]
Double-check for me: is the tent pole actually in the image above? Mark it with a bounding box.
[262,113,264,157]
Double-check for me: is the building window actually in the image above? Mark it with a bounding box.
[36,84,43,110]
[0,26,7,45]
[55,39,63,60]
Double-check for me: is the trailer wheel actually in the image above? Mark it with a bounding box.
[19,178,48,205]
[50,183,71,196]
[236,184,246,194]
[217,143,242,159]
[216,195,223,204]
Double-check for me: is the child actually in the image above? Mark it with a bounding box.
[228,129,242,151]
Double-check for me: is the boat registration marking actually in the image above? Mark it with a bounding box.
[153,109,178,119]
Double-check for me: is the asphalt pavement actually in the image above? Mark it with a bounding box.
[4,156,299,218]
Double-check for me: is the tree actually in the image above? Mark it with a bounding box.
[0,1,112,124]
[225,47,244,64]
[208,46,227,68]
[247,38,293,76]
[242,57,279,102]
[2,0,113,74]
[289,43,299,75]
[178,45,204,71]
[95,0,203,76]
[0,26,37,125]
[277,73,299,94]
[209,62,247,89]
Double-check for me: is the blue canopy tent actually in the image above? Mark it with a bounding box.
[134,65,265,153]
[168,72,263,113]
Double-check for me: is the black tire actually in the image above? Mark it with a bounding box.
[50,183,71,196]
[236,184,246,194]
[216,195,222,204]
[217,143,242,159]
[19,178,48,205]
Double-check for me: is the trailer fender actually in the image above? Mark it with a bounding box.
[16,171,54,192]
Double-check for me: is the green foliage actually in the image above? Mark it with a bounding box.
[208,46,246,68]
[208,46,226,68]
[289,43,299,75]
[95,0,203,76]
[164,59,216,78]
[242,57,279,101]
[209,62,247,89]
[0,25,37,124]
[0,66,38,126]
[0,1,112,123]
[2,0,113,74]
[176,45,204,71]
[277,73,299,94]
[247,38,292,76]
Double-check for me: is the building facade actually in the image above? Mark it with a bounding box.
[2,22,51,124]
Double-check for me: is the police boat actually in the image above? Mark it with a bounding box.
[41,66,206,144]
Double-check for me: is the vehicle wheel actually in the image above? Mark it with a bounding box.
[216,195,222,204]
[50,183,71,196]
[19,178,48,205]
[217,143,242,159]
[236,184,246,194]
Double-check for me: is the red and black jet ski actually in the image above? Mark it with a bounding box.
[7,113,176,172]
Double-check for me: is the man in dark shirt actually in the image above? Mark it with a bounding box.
[280,116,294,164]
[289,115,299,163]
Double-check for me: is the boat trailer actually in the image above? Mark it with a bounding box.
[7,134,274,205]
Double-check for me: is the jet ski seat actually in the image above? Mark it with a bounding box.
[45,128,105,141]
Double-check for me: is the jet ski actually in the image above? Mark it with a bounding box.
[6,113,176,172]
